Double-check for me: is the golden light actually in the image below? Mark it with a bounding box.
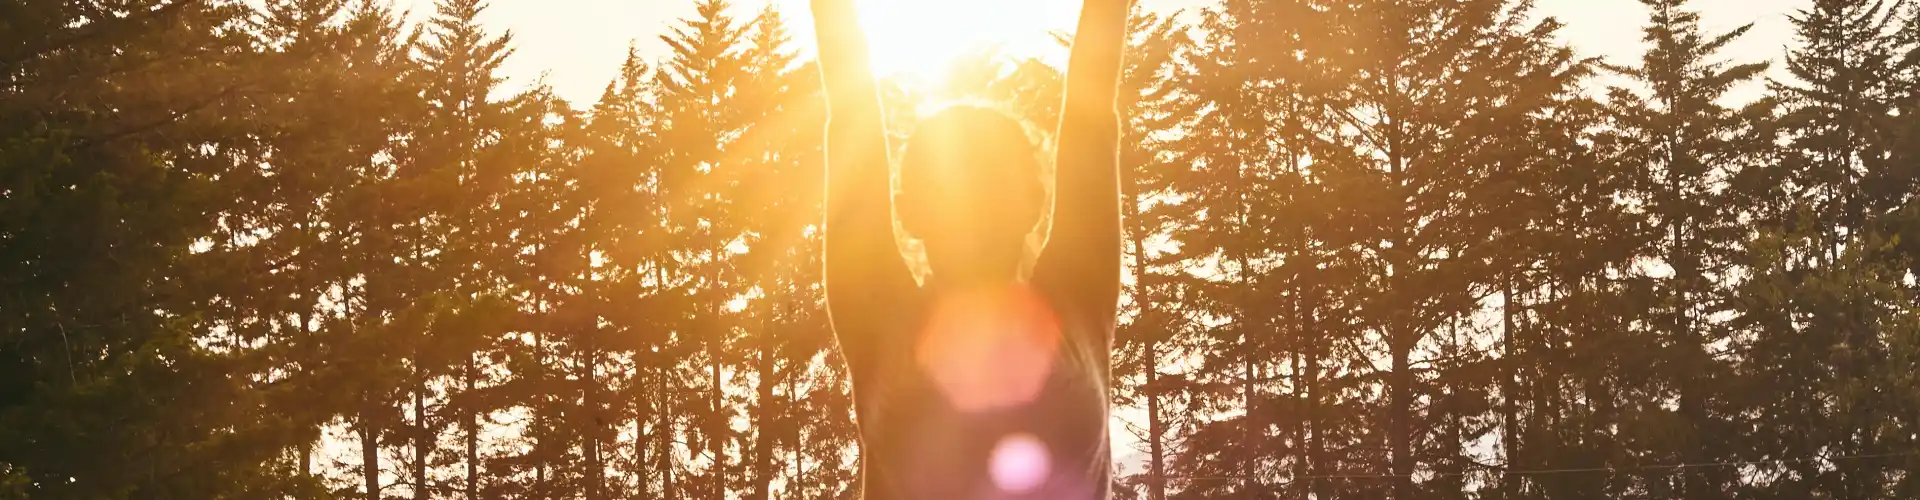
[783,0,1077,80]
[914,284,1062,413]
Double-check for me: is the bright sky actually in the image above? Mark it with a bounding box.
[388,0,1810,106]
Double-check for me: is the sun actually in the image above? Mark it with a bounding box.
[782,0,1078,80]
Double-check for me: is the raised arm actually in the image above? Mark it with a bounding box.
[1035,0,1130,317]
[813,0,915,371]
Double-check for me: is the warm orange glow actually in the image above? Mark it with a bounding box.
[786,0,1076,80]
[915,285,1062,413]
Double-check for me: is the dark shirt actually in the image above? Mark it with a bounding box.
[847,281,1113,500]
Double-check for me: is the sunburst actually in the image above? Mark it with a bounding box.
[780,0,1077,81]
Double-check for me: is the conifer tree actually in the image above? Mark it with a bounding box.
[381,1,535,497]
[1300,2,1583,497]
[573,43,675,499]
[1733,2,1920,499]
[237,2,422,496]
[0,0,324,496]
[1159,2,1284,496]
[1777,0,1917,234]
[654,1,755,495]
[1109,8,1196,500]
[725,8,825,500]
[1590,1,1774,497]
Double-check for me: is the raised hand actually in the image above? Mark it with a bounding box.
[813,0,915,378]
[1033,0,1131,324]
[810,0,875,91]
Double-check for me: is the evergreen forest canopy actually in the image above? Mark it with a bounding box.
[2,0,1919,498]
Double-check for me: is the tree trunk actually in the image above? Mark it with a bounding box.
[635,365,651,499]
[660,368,678,499]
[1305,304,1325,500]
[710,344,726,498]
[1386,114,1413,500]
[409,234,430,500]
[1242,353,1256,493]
[1501,275,1521,500]
[585,344,605,500]
[1120,132,1167,500]
[465,356,478,499]
[751,341,776,500]
[302,439,313,481]
[1289,293,1307,500]
[1232,141,1259,494]
[1389,322,1412,500]
[533,304,548,495]
[297,311,316,482]
[791,370,803,491]
[634,396,648,499]
[352,278,381,500]
[413,376,428,500]
[1146,336,1166,500]
[1385,203,1412,500]
[362,403,382,500]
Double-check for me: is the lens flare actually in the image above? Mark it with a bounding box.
[990,433,1051,493]
[915,285,1062,412]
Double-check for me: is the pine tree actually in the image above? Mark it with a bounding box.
[574,43,673,500]
[1159,2,1284,496]
[381,1,532,497]
[654,1,756,495]
[1292,2,1585,498]
[0,0,323,496]
[726,8,823,500]
[236,2,422,496]
[1777,0,1917,234]
[1588,1,1774,498]
[1735,2,1920,498]
[1109,8,1195,500]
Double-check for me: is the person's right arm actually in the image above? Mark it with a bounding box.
[814,0,915,373]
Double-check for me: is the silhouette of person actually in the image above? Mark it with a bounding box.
[811,0,1128,498]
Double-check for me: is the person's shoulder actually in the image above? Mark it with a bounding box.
[1030,274,1117,323]
[1025,279,1115,360]
[830,283,930,374]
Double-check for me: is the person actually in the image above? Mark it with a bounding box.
[811,0,1128,498]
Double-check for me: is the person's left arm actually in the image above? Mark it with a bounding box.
[1033,0,1130,321]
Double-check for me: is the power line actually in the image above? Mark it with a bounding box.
[1122,450,1920,483]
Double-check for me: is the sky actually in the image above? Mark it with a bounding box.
[387,0,1812,106]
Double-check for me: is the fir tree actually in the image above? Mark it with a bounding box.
[1592,1,1774,497]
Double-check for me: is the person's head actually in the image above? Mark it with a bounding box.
[897,105,1047,287]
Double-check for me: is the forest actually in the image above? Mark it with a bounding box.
[2,0,1919,498]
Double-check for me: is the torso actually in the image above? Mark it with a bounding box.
[848,280,1113,500]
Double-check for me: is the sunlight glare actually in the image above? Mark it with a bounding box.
[915,285,1062,413]
[990,433,1051,493]
[783,0,1077,80]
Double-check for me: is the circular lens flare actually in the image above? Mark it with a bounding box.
[915,285,1062,412]
[990,433,1051,493]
